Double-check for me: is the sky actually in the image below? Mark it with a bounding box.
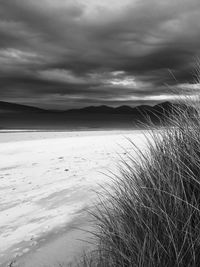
[0,0,200,109]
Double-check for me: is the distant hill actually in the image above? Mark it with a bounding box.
[64,101,197,124]
[0,101,46,114]
[0,100,195,119]
[65,101,184,116]
[0,101,196,130]
[65,103,169,115]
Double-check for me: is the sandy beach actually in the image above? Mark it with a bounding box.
[0,130,147,267]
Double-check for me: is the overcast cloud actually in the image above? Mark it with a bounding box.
[0,0,200,109]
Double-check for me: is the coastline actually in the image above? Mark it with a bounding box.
[0,128,140,143]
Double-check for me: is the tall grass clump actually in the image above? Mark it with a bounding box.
[79,97,200,267]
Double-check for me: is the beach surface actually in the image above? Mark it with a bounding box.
[0,130,147,266]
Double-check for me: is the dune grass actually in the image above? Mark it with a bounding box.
[78,98,200,267]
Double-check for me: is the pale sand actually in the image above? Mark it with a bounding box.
[0,130,148,266]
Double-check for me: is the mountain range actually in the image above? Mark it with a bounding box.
[0,101,45,114]
[0,100,177,116]
[0,101,194,130]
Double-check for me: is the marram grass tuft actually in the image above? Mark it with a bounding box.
[78,97,200,267]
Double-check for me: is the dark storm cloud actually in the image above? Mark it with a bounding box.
[0,0,200,108]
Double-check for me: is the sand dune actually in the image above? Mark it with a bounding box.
[0,130,147,266]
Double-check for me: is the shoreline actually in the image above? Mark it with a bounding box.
[0,128,138,133]
[0,129,141,143]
